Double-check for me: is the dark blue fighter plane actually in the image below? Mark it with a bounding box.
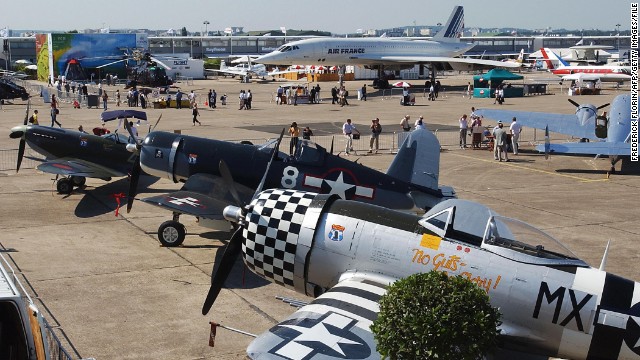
[10,110,148,194]
[125,128,456,247]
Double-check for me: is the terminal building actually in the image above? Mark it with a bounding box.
[1,34,631,80]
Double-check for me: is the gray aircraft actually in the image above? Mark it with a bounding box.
[203,184,640,359]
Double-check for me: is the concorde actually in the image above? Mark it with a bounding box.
[255,6,519,73]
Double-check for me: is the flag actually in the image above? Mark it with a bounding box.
[280,26,287,34]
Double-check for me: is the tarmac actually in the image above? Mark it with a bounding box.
[0,72,637,359]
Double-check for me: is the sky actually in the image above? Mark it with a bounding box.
[2,0,632,34]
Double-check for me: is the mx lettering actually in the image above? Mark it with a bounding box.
[532,282,596,333]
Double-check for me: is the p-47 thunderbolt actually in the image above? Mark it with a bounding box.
[10,109,148,194]
[126,129,455,247]
[204,187,640,360]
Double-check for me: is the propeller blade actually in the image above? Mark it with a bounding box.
[126,156,141,213]
[218,160,244,208]
[567,99,580,108]
[329,136,334,155]
[23,100,30,126]
[16,139,25,173]
[202,227,244,315]
[151,114,162,132]
[252,129,285,200]
[597,103,610,110]
[123,119,140,147]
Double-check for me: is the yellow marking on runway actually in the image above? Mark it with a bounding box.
[449,152,610,183]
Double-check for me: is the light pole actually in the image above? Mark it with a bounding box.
[203,20,209,36]
[616,23,621,50]
[202,21,209,59]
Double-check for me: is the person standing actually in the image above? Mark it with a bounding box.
[116,89,121,106]
[140,91,147,109]
[302,126,313,140]
[368,118,382,153]
[509,117,522,155]
[176,89,183,109]
[102,90,109,111]
[459,114,469,149]
[400,115,411,132]
[192,103,201,126]
[50,94,62,127]
[415,117,426,130]
[288,122,300,155]
[211,89,217,108]
[331,86,338,104]
[361,85,367,101]
[492,122,509,162]
[29,110,39,125]
[246,89,252,109]
[207,89,213,108]
[342,118,360,155]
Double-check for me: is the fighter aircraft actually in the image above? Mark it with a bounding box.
[124,128,455,247]
[203,184,640,360]
[540,48,631,83]
[9,109,149,194]
[255,6,519,82]
[0,76,29,103]
[475,94,633,173]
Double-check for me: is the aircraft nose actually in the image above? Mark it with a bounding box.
[10,125,27,139]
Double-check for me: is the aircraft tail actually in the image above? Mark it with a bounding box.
[433,6,464,42]
[387,129,441,193]
[539,48,556,70]
[517,49,524,63]
[220,60,228,70]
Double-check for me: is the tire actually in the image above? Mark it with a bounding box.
[56,178,73,194]
[70,176,86,187]
[158,220,186,247]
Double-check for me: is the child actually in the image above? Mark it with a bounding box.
[220,94,227,105]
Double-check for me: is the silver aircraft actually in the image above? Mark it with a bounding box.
[203,187,640,360]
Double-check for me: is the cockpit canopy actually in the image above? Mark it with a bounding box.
[258,138,326,166]
[420,199,587,266]
[276,45,300,52]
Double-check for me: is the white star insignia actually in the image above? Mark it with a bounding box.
[323,172,355,199]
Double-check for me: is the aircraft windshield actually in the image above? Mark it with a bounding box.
[276,45,299,52]
[293,140,325,165]
[102,132,131,144]
[482,215,587,266]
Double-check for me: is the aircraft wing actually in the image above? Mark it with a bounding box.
[475,109,598,140]
[37,158,127,179]
[139,173,253,219]
[536,141,630,156]
[246,276,386,360]
[206,68,247,77]
[267,69,299,76]
[139,190,229,219]
[373,56,521,70]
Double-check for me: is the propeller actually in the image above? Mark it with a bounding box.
[568,98,609,110]
[126,114,161,213]
[329,136,334,155]
[15,101,30,173]
[202,129,285,316]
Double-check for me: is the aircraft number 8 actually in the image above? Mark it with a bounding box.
[281,166,298,188]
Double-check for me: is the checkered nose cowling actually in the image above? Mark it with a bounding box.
[242,189,316,289]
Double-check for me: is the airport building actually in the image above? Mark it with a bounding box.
[1,34,631,79]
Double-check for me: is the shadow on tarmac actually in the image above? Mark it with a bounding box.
[74,175,160,218]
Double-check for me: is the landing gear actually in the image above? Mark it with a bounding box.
[55,176,86,194]
[158,213,186,247]
[56,178,73,194]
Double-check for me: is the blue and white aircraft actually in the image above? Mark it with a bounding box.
[476,94,633,173]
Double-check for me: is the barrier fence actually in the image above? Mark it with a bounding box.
[1,129,569,172]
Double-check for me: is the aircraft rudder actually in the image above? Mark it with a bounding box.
[434,6,464,41]
[386,129,440,192]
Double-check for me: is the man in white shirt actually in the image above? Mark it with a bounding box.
[342,118,360,155]
[509,117,522,155]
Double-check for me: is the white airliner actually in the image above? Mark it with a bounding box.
[255,6,519,73]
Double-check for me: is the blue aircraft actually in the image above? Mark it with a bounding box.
[476,94,633,173]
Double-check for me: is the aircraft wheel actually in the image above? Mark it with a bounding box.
[70,176,86,187]
[158,220,186,247]
[56,178,73,194]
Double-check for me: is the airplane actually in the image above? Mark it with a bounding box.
[475,94,633,174]
[202,177,640,359]
[501,49,532,68]
[207,60,296,80]
[255,6,519,82]
[9,109,151,194]
[123,128,456,247]
[0,76,30,103]
[540,48,631,83]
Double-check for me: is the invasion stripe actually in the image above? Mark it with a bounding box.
[328,285,385,303]
[311,298,378,323]
[587,273,634,360]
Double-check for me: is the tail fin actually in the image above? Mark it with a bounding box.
[220,60,228,70]
[539,48,556,70]
[517,49,524,63]
[387,129,441,192]
[433,6,464,41]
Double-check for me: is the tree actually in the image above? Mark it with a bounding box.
[180,27,188,36]
[371,271,501,360]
